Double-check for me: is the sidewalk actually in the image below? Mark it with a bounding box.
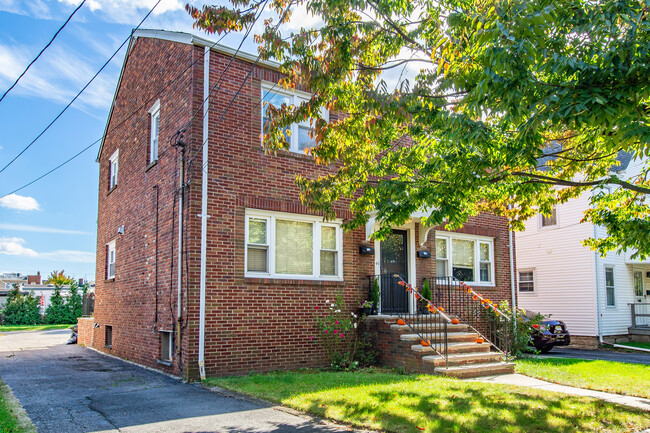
[469,373,650,411]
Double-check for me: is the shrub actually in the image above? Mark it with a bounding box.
[2,285,41,325]
[486,300,542,358]
[67,283,83,322]
[370,279,380,309]
[45,287,69,324]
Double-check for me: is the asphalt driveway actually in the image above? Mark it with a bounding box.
[538,347,650,365]
[0,330,348,433]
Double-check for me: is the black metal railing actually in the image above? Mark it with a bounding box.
[82,293,94,317]
[434,276,512,358]
[368,274,450,367]
[630,303,650,327]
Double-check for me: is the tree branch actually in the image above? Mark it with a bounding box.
[510,171,650,194]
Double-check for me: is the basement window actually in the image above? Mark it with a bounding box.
[160,331,172,363]
[105,325,112,348]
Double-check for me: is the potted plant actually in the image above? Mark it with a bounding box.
[419,278,432,314]
[370,278,380,314]
[359,300,374,316]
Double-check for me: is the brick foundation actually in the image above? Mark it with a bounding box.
[77,318,95,347]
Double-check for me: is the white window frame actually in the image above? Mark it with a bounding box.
[107,240,116,279]
[634,270,644,297]
[160,330,172,362]
[540,207,558,228]
[260,82,329,154]
[605,266,616,308]
[109,149,119,189]
[245,209,343,281]
[435,232,495,286]
[518,269,535,293]
[149,100,160,163]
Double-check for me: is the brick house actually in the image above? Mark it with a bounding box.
[79,29,518,380]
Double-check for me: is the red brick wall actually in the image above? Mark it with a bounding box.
[93,35,516,381]
[77,317,94,347]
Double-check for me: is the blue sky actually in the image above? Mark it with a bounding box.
[0,0,406,281]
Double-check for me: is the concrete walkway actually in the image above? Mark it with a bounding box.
[470,373,650,411]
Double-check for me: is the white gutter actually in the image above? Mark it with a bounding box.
[198,46,210,381]
[509,229,517,311]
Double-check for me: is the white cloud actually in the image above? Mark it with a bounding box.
[0,194,40,211]
[0,223,91,235]
[0,237,94,263]
[0,42,118,110]
[58,0,184,24]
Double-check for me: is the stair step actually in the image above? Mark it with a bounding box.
[422,352,504,367]
[434,362,515,378]
[411,342,491,354]
[391,323,469,333]
[401,332,478,343]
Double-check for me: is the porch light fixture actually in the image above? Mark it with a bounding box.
[417,250,431,259]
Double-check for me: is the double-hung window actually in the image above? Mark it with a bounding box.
[149,100,160,163]
[519,270,535,292]
[541,207,557,227]
[261,83,329,154]
[245,210,343,280]
[435,233,495,285]
[107,240,116,279]
[109,149,119,190]
[605,266,615,307]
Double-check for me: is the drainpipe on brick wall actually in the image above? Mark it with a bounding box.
[176,139,185,363]
[198,45,210,381]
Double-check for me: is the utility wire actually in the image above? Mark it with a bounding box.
[0,0,86,104]
[0,0,162,175]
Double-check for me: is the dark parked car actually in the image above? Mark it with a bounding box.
[530,318,571,353]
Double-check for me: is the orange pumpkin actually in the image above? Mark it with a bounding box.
[421,340,430,347]
[451,318,460,325]
[472,295,478,300]
[476,338,484,344]
[415,294,421,300]
[439,307,444,312]
[397,319,406,326]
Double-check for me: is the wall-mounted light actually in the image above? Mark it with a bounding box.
[417,250,431,259]
[117,225,125,235]
[359,245,374,255]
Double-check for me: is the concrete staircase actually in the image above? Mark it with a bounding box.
[367,315,514,378]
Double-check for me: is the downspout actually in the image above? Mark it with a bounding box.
[176,138,185,361]
[594,223,604,346]
[509,228,517,334]
[198,45,210,380]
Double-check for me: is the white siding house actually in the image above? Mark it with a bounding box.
[516,153,650,346]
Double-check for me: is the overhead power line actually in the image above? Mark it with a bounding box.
[0,0,86,104]
[0,0,163,175]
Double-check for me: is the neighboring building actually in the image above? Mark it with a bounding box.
[517,152,650,347]
[81,29,517,380]
[0,272,42,307]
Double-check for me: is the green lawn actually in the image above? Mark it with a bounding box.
[205,370,649,433]
[0,378,36,433]
[0,324,74,332]
[617,341,650,351]
[516,357,650,398]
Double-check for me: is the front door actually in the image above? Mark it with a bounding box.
[379,230,409,314]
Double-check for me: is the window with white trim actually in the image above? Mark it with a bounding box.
[149,100,160,163]
[107,240,116,279]
[261,84,329,154]
[435,233,495,285]
[605,266,615,307]
[541,207,557,227]
[634,271,644,297]
[245,210,343,279]
[109,149,119,189]
[519,270,535,292]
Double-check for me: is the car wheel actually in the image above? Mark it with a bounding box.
[539,345,553,354]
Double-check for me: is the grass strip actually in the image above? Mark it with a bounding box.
[0,377,36,433]
[0,324,74,332]
[516,357,650,399]
[206,370,649,433]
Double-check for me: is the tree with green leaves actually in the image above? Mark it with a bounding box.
[45,286,69,324]
[2,284,41,325]
[67,283,83,323]
[44,270,75,286]
[188,0,650,257]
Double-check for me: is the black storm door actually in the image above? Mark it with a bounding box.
[379,230,409,314]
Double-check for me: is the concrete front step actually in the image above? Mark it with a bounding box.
[422,352,504,367]
[411,341,491,354]
[401,332,478,343]
[391,323,469,333]
[434,362,515,378]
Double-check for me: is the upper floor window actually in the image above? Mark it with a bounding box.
[149,100,160,163]
[261,83,328,154]
[107,240,116,279]
[519,270,535,292]
[541,207,557,227]
[245,209,342,280]
[435,233,495,285]
[109,149,119,190]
